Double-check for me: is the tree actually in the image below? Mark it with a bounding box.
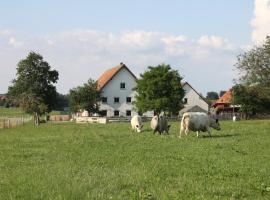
[134,64,185,115]
[68,79,101,114]
[234,36,270,114]
[232,84,270,118]
[7,52,59,125]
[19,93,48,125]
[54,93,69,111]
[206,92,219,100]
[219,90,226,98]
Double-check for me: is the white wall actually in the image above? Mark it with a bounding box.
[99,67,138,117]
[182,84,209,112]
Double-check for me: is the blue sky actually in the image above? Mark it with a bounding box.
[0,0,269,95]
[0,0,253,43]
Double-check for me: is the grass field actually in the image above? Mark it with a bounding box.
[0,107,25,117]
[0,120,269,199]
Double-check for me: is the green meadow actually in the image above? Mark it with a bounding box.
[0,120,269,199]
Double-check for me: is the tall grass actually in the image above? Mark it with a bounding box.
[0,120,269,199]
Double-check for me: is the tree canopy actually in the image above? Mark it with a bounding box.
[134,64,185,115]
[234,36,270,115]
[68,79,101,114]
[206,92,219,100]
[7,52,59,124]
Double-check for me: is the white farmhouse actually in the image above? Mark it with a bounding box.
[180,82,209,114]
[97,63,138,117]
[97,63,209,117]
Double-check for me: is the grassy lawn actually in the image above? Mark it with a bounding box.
[0,120,269,199]
[0,107,25,117]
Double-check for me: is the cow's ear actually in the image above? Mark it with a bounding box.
[168,125,171,128]
[216,119,219,123]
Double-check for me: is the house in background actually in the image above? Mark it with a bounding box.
[179,82,209,115]
[97,63,209,117]
[97,63,138,117]
[212,89,240,114]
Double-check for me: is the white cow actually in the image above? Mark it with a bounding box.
[179,112,221,138]
[131,115,143,133]
[151,115,170,134]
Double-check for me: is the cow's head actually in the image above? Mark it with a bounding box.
[210,118,221,131]
[136,124,143,132]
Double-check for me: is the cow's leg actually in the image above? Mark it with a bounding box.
[207,127,212,137]
[185,128,189,136]
[179,128,184,138]
[197,131,200,138]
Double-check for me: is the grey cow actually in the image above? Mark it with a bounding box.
[151,115,170,134]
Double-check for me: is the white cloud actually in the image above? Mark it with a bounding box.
[0,29,241,95]
[198,35,234,50]
[8,37,23,48]
[251,0,270,44]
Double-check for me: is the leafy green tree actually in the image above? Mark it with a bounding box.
[206,92,219,100]
[19,93,48,125]
[68,79,101,114]
[7,52,59,124]
[54,93,69,111]
[219,90,226,98]
[134,64,185,115]
[234,36,270,114]
[232,84,270,118]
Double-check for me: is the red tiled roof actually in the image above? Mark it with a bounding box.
[213,89,232,107]
[97,63,137,90]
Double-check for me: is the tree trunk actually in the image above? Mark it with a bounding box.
[44,112,48,122]
[34,113,40,126]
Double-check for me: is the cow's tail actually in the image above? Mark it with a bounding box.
[179,113,187,138]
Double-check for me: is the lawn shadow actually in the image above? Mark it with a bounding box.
[201,133,239,138]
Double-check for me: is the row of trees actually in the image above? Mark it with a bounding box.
[6,35,270,124]
[6,52,185,125]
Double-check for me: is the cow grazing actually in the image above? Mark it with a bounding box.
[131,115,143,133]
[151,115,170,134]
[179,112,221,138]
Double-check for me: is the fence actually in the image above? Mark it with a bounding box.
[0,116,32,129]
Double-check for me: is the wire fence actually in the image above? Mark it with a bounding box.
[0,116,32,129]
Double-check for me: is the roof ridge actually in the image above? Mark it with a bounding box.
[97,63,136,91]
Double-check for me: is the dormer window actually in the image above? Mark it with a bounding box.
[120,82,125,89]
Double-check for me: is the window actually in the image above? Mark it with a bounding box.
[126,97,132,103]
[100,110,107,116]
[114,97,120,103]
[184,98,188,104]
[102,97,107,103]
[120,82,125,89]
[126,110,131,116]
[114,110,119,116]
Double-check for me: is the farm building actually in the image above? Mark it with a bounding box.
[180,82,209,114]
[97,63,137,117]
[97,63,209,117]
[212,89,240,114]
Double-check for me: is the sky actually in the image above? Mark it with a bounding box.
[0,0,270,95]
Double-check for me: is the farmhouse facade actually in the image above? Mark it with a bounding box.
[97,63,209,117]
[97,63,138,117]
[180,82,209,114]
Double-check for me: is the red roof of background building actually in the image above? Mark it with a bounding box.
[97,63,137,90]
[212,89,232,107]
